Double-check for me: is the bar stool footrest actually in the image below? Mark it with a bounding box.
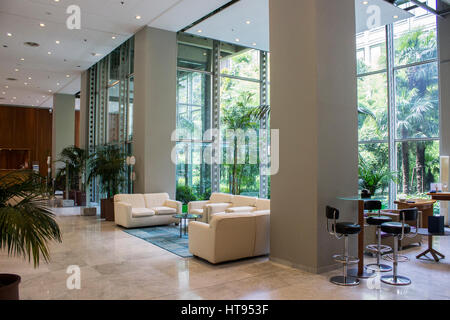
[382,254,409,263]
[366,244,391,254]
[332,254,359,265]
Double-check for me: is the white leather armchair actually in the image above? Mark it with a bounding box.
[189,211,270,264]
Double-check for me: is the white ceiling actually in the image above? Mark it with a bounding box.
[186,0,413,52]
[0,0,229,109]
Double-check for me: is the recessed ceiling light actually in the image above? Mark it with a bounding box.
[20,58,25,61]
[40,23,46,27]
[246,20,251,24]
[66,74,70,78]
[48,90,52,92]
[393,15,399,19]
[14,68,19,72]
[24,41,40,47]
[197,29,202,33]
[42,95,45,98]
[24,82,28,85]
[13,97,16,99]
[235,38,240,42]
[7,32,12,37]
[54,0,60,2]
[57,82,60,86]
[2,92,5,95]
[363,1,369,5]
[55,40,60,44]
[135,15,141,20]
[252,42,257,46]
[112,36,116,40]
[5,86,8,89]
[91,52,102,57]
[48,51,52,55]
[28,77,32,80]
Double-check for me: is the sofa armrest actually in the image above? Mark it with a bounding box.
[188,200,209,211]
[114,201,132,226]
[165,199,182,214]
[226,206,256,213]
[188,222,215,261]
[206,203,232,214]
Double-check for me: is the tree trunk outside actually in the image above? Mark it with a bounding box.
[401,141,410,194]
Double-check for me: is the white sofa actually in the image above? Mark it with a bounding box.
[188,193,270,223]
[114,193,181,228]
[189,211,270,264]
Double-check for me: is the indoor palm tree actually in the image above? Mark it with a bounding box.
[0,171,61,299]
[56,146,87,205]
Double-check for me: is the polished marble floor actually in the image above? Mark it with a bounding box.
[1,207,449,300]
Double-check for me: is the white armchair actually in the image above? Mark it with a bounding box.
[114,193,181,228]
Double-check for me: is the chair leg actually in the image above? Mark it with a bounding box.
[381,235,411,286]
[330,236,359,286]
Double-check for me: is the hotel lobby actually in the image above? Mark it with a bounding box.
[0,0,449,302]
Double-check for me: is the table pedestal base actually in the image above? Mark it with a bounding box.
[416,235,446,262]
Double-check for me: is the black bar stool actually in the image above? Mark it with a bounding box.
[380,208,419,286]
[326,206,361,286]
[364,200,392,272]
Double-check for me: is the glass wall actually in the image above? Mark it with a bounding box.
[86,36,135,201]
[176,34,270,201]
[356,1,439,207]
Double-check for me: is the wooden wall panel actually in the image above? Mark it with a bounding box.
[0,106,52,177]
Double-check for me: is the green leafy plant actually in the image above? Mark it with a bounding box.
[87,144,127,199]
[358,157,398,196]
[0,171,61,267]
[176,185,197,205]
[56,146,87,191]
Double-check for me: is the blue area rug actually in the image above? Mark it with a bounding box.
[122,225,192,258]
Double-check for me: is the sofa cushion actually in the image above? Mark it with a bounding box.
[144,193,169,208]
[132,208,155,218]
[255,198,270,211]
[152,206,177,215]
[226,206,255,213]
[232,195,257,207]
[210,192,233,203]
[115,194,145,208]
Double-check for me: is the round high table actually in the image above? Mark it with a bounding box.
[337,196,378,279]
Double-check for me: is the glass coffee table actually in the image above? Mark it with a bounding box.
[173,214,202,238]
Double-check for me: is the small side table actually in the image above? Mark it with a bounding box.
[416,228,450,262]
[173,214,202,238]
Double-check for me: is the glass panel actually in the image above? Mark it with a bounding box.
[109,48,121,85]
[393,8,437,66]
[396,140,440,197]
[356,26,387,74]
[127,76,134,141]
[220,48,260,79]
[177,43,212,72]
[107,84,120,143]
[220,78,260,195]
[176,70,211,141]
[358,73,388,141]
[175,142,212,200]
[358,143,390,206]
[395,62,439,139]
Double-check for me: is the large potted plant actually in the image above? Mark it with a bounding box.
[88,144,126,221]
[56,146,87,206]
[0,171,61,300]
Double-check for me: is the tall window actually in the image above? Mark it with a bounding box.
[357,1,439,207]
[176,35,270,200]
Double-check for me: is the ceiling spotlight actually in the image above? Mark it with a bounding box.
[54,0,60,2]
[48,90,52,92]
[55,40,60,44]
[66,74,70,78]
[91,52,102,57]
[7,32,12,37]
[363,1,369,4]
[252,42,257,46]
[197,29,202,33]
[112,36,116,39]
[135,15,141,20]
[5,86,8,88]
[20,58,25,61]
[28,77,32,80]
[48,51,52,55]
[2,92,5,95]
[393,15,399,19]
[235,38,240,42]
[13,97,16,99]
[57,83,60,86]
[40,23,46,27]
[14,68,19,72]
[24,82,28,85]
[246,20,251,24]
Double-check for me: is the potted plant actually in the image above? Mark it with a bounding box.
[358,157,398,197]
[88,144,126,221]
[0,171,61,300]
[56,146,87,206]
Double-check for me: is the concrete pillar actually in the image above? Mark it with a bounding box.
[133,27,177,198]
[438,12,450,225]
[79,71,88,150]
[269,0,358,273]
[52,93,75,177]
